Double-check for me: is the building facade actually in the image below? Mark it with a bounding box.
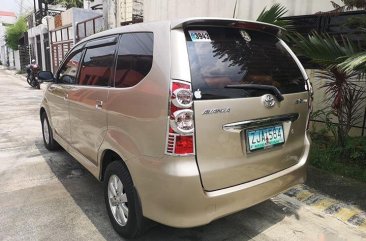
[0,11,17,68]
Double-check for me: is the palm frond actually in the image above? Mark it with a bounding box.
[288,32,358,68]
[339,51,366,73]
[331,1,342,9]
[256,4,292,30]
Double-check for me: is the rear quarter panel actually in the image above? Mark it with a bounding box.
[99,22,171,173]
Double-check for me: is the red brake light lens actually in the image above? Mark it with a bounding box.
[175,135,194,154]
[166,80,195,155]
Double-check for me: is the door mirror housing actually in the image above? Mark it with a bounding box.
[38,71,55,82]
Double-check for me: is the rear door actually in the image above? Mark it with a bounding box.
[185,26,310,191]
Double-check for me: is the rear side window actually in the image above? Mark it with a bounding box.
[78,44,116,86]
[115,32,153,88]
[185,27,306,100]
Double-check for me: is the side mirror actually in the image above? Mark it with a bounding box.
[38,71,54,82]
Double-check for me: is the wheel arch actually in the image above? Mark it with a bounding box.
[100,149,129,182]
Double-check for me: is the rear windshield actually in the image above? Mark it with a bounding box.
[185,27,307,100]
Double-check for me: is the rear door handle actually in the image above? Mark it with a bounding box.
[96,100,103,109]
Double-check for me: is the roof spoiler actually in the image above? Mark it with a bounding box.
[171,18,284,36]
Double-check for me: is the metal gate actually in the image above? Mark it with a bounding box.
[50,24,73,72]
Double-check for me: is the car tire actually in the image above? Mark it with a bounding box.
[104,161,145,238]
[41,112,59,150]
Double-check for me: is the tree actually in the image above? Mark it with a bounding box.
[55,0,83,9]
[5,17,27,50]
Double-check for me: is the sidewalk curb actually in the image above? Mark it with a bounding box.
[285,184,366,232]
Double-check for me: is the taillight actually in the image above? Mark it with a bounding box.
[166,80,195,155]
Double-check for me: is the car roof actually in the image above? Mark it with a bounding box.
[80,17,282,39]
[75,17,284,49]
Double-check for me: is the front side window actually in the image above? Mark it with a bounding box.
[115,32,153,88]
[186,27,307,100]
[58,50,83,84]
[78,44,116,86]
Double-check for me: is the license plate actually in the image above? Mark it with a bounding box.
[246,125,285,152]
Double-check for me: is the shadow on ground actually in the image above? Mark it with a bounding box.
[35,141,300,241]
[306,166,366,211]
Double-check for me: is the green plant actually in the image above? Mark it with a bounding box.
[310,135,366,182]
[256,4,292,29]
[310,108,338,139]
[5,17,28,50]
[289,32,364,146]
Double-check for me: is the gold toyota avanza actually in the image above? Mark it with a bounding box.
[38,18,312,238]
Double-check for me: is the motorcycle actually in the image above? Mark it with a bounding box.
[26,59,41,89]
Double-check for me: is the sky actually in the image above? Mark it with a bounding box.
[0,0,36,16]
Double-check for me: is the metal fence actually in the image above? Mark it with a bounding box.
[75,15,104,43]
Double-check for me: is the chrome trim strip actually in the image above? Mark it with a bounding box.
[222,113,299,133]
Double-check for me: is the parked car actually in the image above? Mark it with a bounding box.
[38,17,312,238]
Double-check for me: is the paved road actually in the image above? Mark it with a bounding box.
[0,68,365,241]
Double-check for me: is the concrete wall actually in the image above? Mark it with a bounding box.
[143,0,343,22]
[61,8,73,26]
[103,0,117,29]
[0,24,6,65]
[14,50,20,71]
[0,45,5,65]
[72,8,102,26]
[119,0,133,23]
[8,49,15,69]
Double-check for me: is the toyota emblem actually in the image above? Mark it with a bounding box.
[262,94,275,108]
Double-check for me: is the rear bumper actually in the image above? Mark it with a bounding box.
[129,133,310,228]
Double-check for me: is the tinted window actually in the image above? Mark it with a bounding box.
[58,50,82,84]
[186,28,306,100]
[78,44,116,86]
[115,32,153,88]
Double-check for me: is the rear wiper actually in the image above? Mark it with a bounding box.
[224,84,284,102]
